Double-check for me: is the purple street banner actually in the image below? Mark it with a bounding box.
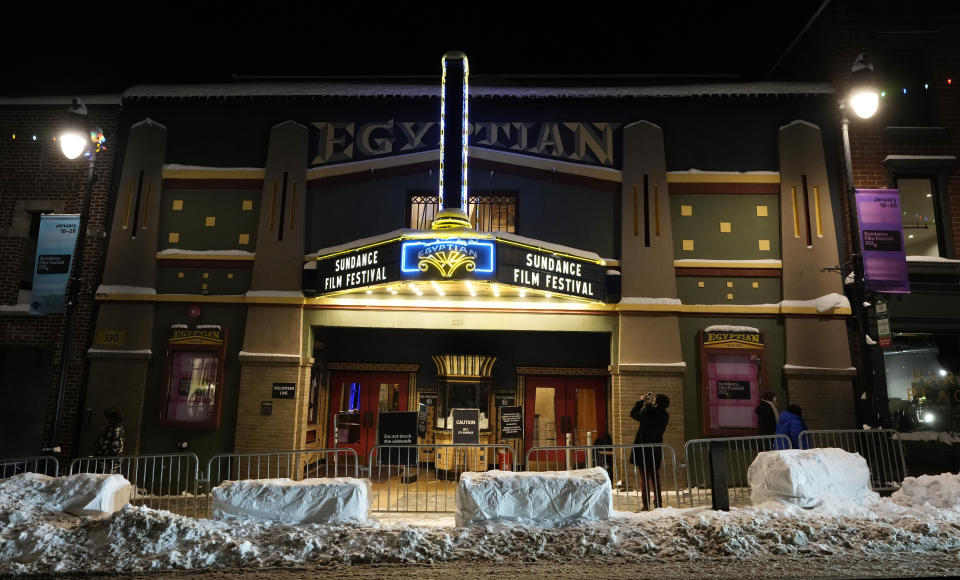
[855,189,910,294]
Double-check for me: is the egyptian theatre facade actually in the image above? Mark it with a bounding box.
[84,54,856,463]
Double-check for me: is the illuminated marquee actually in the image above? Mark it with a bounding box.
[401,239,495,278]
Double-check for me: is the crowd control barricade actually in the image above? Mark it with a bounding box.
[69,453,201,517]
[368,443,516,512]
[798,429,907,492]
[526,443,681,511]
[0,455,59,477]
[683,435,791,508]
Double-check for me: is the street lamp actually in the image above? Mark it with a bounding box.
[49,98,104,453]
[839,53,884,427]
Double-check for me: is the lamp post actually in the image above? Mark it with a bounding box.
[840,54,884,428]
[49,98,103,453]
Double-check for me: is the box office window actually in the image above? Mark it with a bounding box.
[699,329,767,437]
[408,192,517,233]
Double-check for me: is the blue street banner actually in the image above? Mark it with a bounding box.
[855,190,910,294]
[30,214,80,314]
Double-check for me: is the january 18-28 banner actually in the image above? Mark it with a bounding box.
[30,214,80,315]
[855,189,910,294]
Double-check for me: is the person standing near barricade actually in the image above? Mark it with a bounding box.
[629,393,670,509]
[94,407,125,473]
[755,391,779,436]
[775,404,808,449]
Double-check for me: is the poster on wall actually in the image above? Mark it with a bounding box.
[855,189,910,294]
[499,405,523,438]
[30,214,80,315]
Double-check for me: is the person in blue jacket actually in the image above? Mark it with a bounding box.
[775,404,808,449]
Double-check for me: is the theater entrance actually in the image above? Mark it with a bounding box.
[524,375,606,466]
[329,371,409,461]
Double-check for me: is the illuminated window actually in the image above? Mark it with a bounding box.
[408,191,517,233]
[898,177,942,257]
[162,350,223,427]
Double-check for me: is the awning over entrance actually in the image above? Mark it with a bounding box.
[303,229,612,303]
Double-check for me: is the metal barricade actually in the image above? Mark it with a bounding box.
[69,453,201,517]
[799,429,907,492]
[683,435,791,508]
[0,455,59,478]
[205,448,359,518]
[367,443,517,512]
[526,443,681,511]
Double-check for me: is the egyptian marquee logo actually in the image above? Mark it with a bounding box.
[401,240,495,278]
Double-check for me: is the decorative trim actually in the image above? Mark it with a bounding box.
[614,363,687,375]
[162,178,264,189]
[162,167,266,180]
[675,260,782,269]
[156,253,256,261]
[668,182,780,194]
[516,366,608,376]
[328,362,420,372]
[86,348,153,360]
[238,352,301,364]
[675,268,782,278]
[667,172,780,184]
[783,365,857,377]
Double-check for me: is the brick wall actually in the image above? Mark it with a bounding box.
[786,372,857,431]
[610,370,685,464]
[0,102,120,459]
[233,361,304,453]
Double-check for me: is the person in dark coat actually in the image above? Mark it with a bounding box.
[629,393,670,509]
[755,391,779,436]
[94,407,125,473]
[775,404,808,449]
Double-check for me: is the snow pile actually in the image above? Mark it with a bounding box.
[212,478,371,524]
[891,473,960,509]
[894,431,960,444]
[0,473,132,518]
[748,449,877,508]
[455,468,611,526]
[705,325,760,333]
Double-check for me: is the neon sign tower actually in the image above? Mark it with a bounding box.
[432,50,472,230]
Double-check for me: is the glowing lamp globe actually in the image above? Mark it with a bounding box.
[59,130,88,159]
[849,89,879,119]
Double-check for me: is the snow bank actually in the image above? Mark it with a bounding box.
[0,473,132,517]
[748,449,877,508]
[892,473,960,509]
[212,478,371,524]
[455,468,612,527]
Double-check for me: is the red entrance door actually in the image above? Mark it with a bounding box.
[329,372,409,462]
[524,376,606,466]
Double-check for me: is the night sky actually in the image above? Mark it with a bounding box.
[2,2,842,97]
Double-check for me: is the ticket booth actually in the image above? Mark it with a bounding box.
[699,328,768,436]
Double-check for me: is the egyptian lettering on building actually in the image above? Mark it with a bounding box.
[703,331,764,349]
[311,121,620,166]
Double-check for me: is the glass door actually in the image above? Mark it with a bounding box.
[329,372,408,460]
[524,375,606,466]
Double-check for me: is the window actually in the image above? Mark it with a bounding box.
[877,41,938,126]
[898,177,943,257]
[408,192,517,233]
[883,334,960,432]
[161,328,227,428]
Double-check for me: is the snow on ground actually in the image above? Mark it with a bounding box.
[2,472,960,575]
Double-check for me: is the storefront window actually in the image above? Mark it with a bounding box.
[884,334,960,432]
[163,351,220,426]
[436,381,491,429]
[898,177,942,257]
